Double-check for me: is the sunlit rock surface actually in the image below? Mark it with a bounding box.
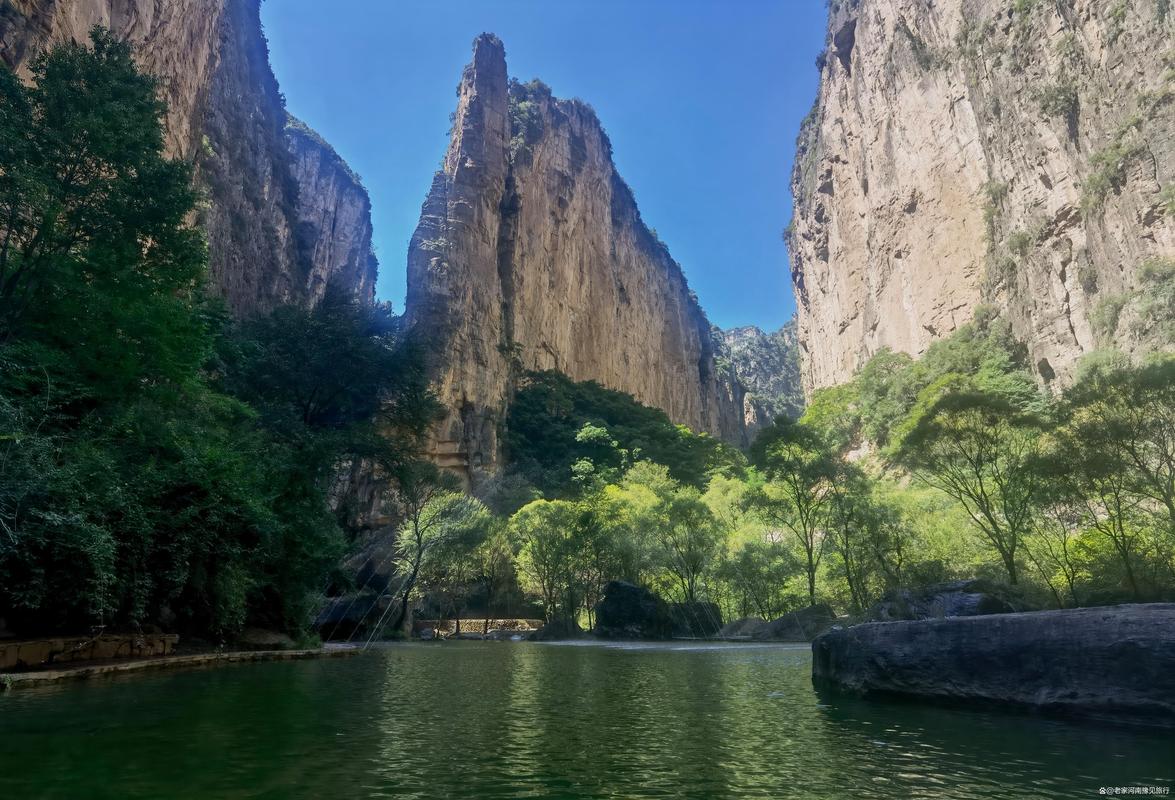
[406,35,749,482]
[790,0,1175,393]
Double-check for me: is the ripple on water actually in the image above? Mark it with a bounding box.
[0,642,1171,799]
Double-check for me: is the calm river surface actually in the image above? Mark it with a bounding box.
[1,641,1171,799]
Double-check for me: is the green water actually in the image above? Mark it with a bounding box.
[0,641,1171,799]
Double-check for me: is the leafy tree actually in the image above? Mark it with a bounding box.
[473,524,520,633]
[506,370,735,496]
[511,499,584,622]
[0,32,440,638]
[385,462,485,633]
[0,30,206,378]
[894,377,1047,584]
[824,466,887,613]
[717,539,795,620]
[750,418,836,605]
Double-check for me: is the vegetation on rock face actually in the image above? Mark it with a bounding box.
[0,32,437,640]
[718,321,805,425]
[504,370,738,499]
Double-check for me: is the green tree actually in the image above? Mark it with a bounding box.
[750,418,836,605]
[894,377,1046,584]
[511,499,584,623]
[386,462,483,633]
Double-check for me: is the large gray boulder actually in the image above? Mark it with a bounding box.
[528,617,583,641]
[763,604,837,641]
[720,605,837,641]
[812,603,1175,727]
[718,616,770,639]
[865,580,1019,621]
[593,581,674,639]
[669,601,723,638]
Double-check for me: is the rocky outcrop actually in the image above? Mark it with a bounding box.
[406,35,749,482]
[720,604,837,641]
[593,581,674,639]
[865,579,1021,622]
[193,0,303,313]
[790,0,1175,393]
[668,601,724,638]
[812,603,1175,727]
[1,0,376,314]
[719,320,804,432]
[286,116,378,305]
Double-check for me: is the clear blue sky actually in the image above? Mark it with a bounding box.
[261,1,826,331]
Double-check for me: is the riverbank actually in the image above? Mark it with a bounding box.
[811,603,1175,728]
[0,645,361,692]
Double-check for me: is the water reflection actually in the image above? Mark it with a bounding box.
[0,642,1170,799]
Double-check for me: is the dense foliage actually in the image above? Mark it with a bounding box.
[0,32,434,640]
[462,312,1175,630]
[505,370,738,498]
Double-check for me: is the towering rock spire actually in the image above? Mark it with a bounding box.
[407,34,748,483]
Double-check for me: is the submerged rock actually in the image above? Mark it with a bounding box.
[593,581,674,639]
[811,603,1175,727]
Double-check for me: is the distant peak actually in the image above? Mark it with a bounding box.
[471,32,506,63]
[465,33,507,86]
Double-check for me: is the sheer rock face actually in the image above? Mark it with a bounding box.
[1,0,226,160]
[286,117,378,305]
[0,0,376,314]
[790,0,1174,393]
[406,35,748,483]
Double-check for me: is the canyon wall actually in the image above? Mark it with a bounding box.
[406,35,748,482]
[0,0,375,313]
[790,0,1174,393]
[719,321,804,429]
[286,116,378,306]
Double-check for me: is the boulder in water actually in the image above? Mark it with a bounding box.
[593,581,673,639]
[812,603,1175,727]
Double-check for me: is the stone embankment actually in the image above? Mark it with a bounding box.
[1,646,360,692]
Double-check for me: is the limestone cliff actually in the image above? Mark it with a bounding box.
[286,116,378,305]
[0,0,376,313]
[719,321,804,430]
[406,35,748,481]
[790,0,1174,393]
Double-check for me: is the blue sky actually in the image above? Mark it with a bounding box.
[261,1,827,331]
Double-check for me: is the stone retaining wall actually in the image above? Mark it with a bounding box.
[0,634,179,670]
